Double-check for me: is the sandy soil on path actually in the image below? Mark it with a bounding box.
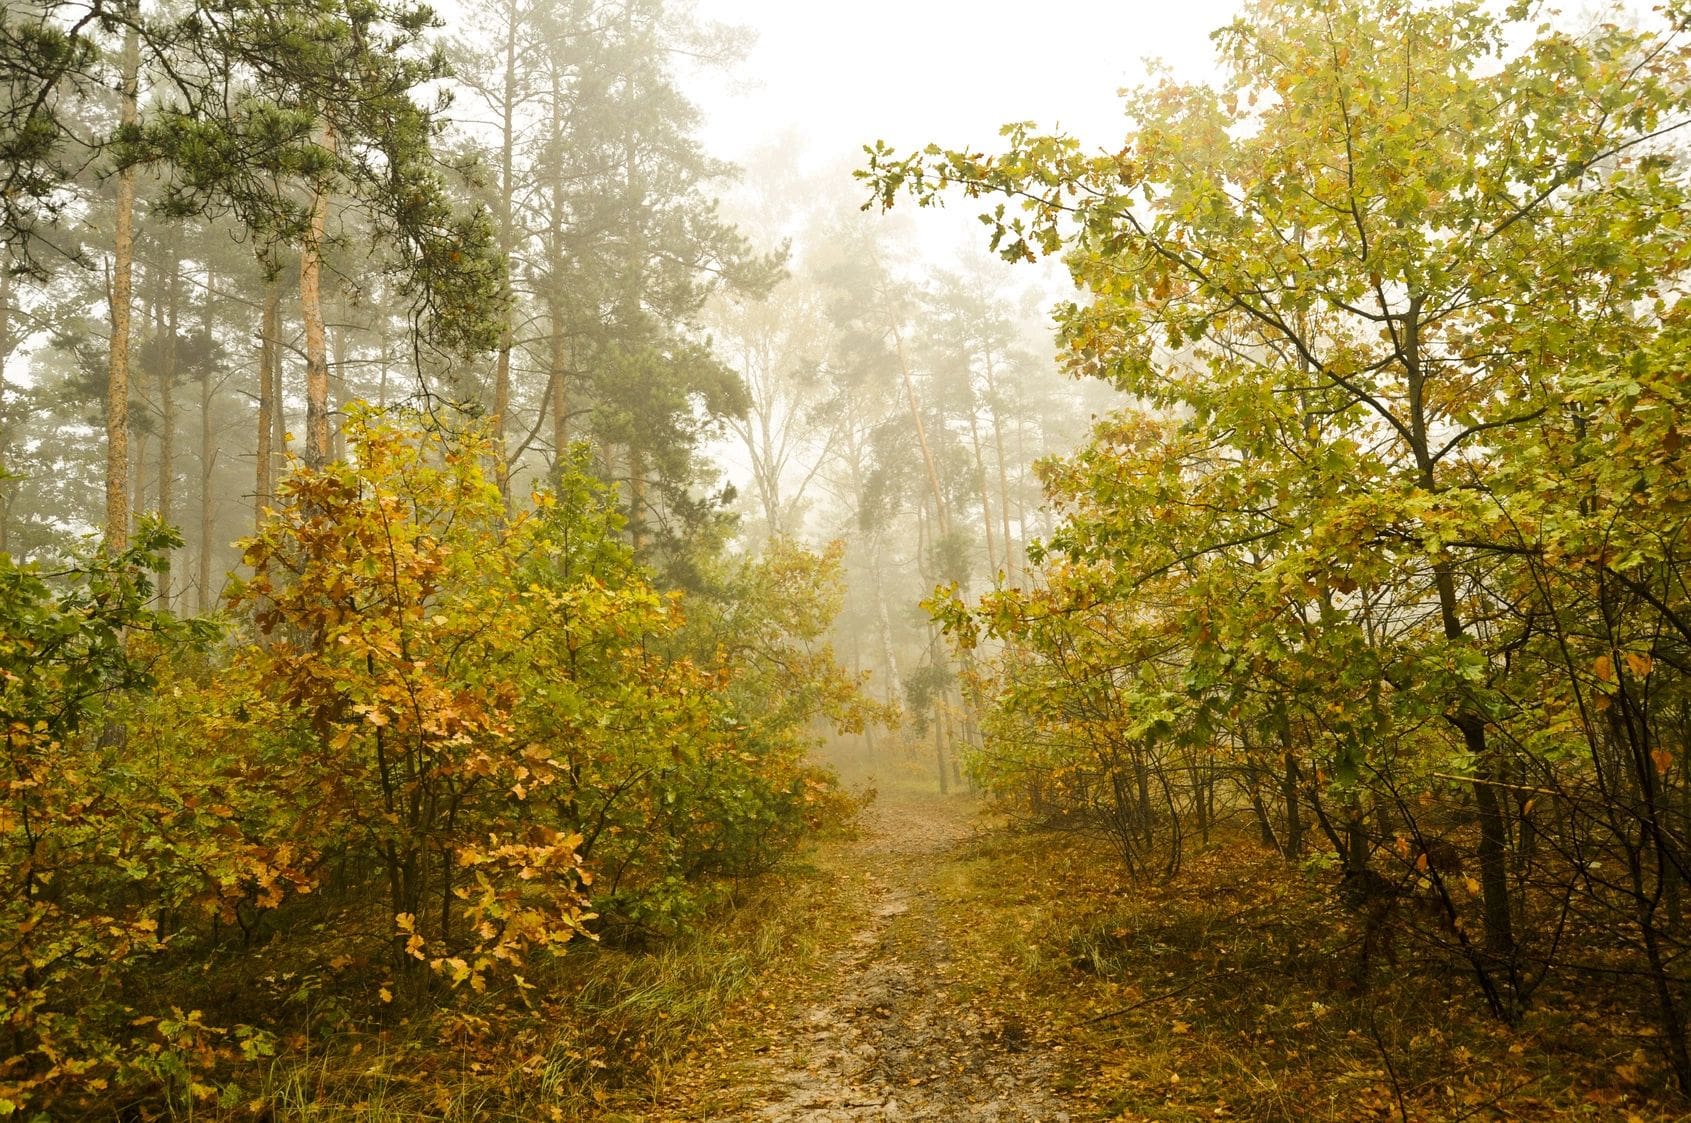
[707,795,1077,1123]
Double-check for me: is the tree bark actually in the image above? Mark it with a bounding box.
[983,348,1016,579]
[1282,744,1303,858]
[934,707,949,795]
[330,297,348,463]
[892,325,949,542]
[255,279,279,531]
[545,64,569,480]
[1014,405,1030,560]
[0,263,12,555]
[627,443,645,553]
[871,537,902,705]
[157,251,179,610]
[490,1,519,502]
[300,123,336,470]
[1402,294,1516,974]
[842,408,902,706]
[272,294,287,477]
[551,317,569,470]
[198,269,217,613]
[965,374,997,576]
[104,14,140,554]
[131,428,147,526]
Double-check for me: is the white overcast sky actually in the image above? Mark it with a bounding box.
[686,0,1242,174]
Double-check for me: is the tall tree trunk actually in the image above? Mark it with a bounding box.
[1282,742,1303,858]
[549,305,568,473]
[1403,296,1516,980]
[157,251,179,611]
[132,428,148,526]
[747,333,785,537]
[965,384,997,577]
[899,324,983,758]
[934,705,949,795]
[330,299,348,463]
[891,325,949,541]
[132,283,156,524]
[0,263,12,555]
[545,63,569,476]
[1014,410,1030,555]
[916,488,929,584]
[490,1,519,502]
[255,279,279,531]
[104,13,140,553]
[376,292,392,407]
[842,413,902,706]
[983,348,1015,579]
[617,19,649,545]
[870,536,902,707]
[198,269,216,613]
[273,297,287,475]
[491,329,512,499]
[300,124,336,470]
[627,444,645,553]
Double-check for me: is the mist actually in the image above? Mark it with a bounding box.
[2,0,1690,1117]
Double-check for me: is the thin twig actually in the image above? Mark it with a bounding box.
[1430,772,1558,796]
[1365,998,1409,1123]
[1443,1069,1552,1123]
[1077,974,1212,1025]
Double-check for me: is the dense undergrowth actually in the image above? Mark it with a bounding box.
[245,834,853,1121]
[0,414,871,1118]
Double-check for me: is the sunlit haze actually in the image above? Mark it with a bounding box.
[689,0,1239,170]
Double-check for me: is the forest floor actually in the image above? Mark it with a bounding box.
[640,792,1084,1121]
[616,774,1686,1123]
[253,768,1688,1120]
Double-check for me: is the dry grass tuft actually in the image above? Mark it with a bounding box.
[931,815,1687,1121]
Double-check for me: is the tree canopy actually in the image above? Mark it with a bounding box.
[870,0,1691,1085]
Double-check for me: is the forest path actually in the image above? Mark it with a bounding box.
[694,793,1077,1122]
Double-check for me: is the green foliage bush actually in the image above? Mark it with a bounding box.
[877,0,1691,1091]
[0,414,861,1115]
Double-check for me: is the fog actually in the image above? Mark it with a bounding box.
[6,0,1691,1116]
[689,0,1236,165]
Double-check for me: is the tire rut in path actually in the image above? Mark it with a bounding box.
[731,796,1073,1122]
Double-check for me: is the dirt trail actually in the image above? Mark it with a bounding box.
[720,795,1074,1122]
